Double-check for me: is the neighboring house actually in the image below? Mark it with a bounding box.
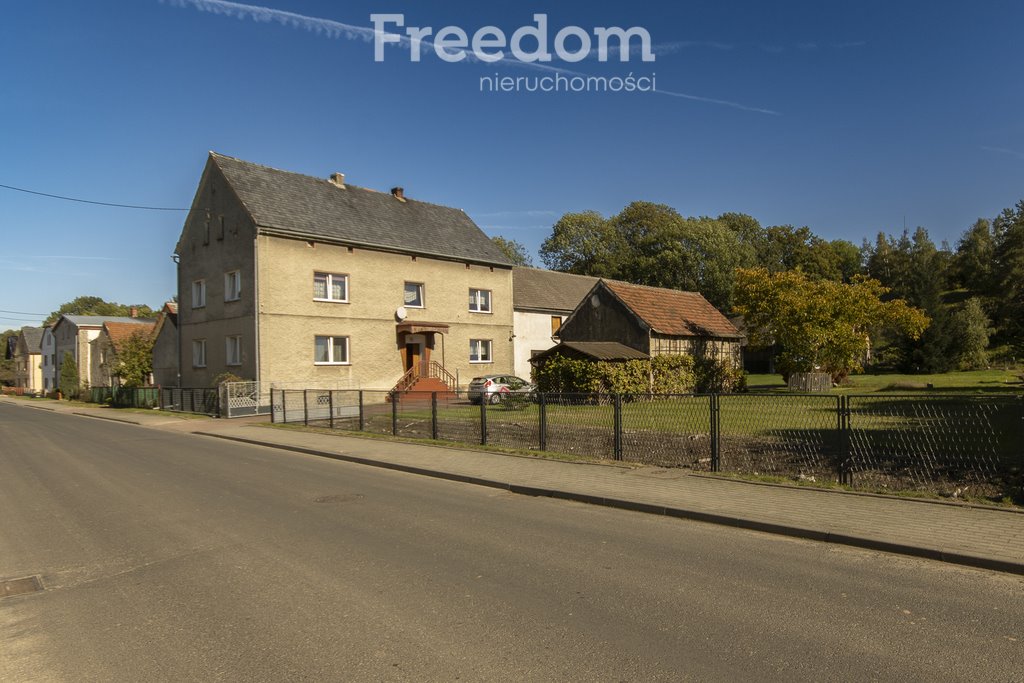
[555,280,744,367]
[511,267,598,378]
[53,315,156,392]
[12,327,43,394]
[41,326,56,393]
[90,321,158,388]
[175,152,514,392]
[151,302,179,387]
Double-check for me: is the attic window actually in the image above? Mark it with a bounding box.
[218,216,225,240]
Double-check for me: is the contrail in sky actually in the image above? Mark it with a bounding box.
[165,0,779,115]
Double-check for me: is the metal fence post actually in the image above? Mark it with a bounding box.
[480,396,488,446]
[613,393,623,461]
[270,388,275,423]
[391,391,398,436]
[838,395,852,486]
[303,389,309,426]
[710,393,721,472]
[328,390,335,429]
[358,390,365,431]
[538,392,547,451]
[280,390,286,424]
[431,392,439,440]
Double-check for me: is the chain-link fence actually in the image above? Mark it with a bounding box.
[847,395,1023,497]
[269,389,1024,500]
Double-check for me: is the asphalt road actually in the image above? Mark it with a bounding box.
[1,403,1022,682]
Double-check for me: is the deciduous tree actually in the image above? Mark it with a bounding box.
[733,267,929,381]
[491,236,534,267]
[114,331,155,388]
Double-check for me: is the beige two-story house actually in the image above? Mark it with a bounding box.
[12,326,43,394]
[175,152,515,391]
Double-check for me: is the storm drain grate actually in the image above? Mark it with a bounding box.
[1,575,43,599]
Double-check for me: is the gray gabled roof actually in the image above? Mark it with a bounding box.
[210,153,512,266]
[20,326,43,352]
[512,267,599,313]
[531,341,649,363]
[56,315,157,329]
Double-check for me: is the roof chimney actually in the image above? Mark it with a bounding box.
[329,172,346,189]
[390,187,405,202]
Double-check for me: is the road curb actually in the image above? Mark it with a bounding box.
[194,431,1024,577]
[72,411,143,426]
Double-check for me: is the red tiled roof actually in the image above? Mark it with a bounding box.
[103,321,157,354]
[602,281,741,338]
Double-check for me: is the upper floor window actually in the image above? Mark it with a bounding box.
[192,279,206,309]
[225,335,242,366]
[469,339,492,363]
[468,288,492,313]
[404,282,424,308]
[314,272,349,302]
[314,335,349,365]
[192,339,207,368]
[224,271,241,302]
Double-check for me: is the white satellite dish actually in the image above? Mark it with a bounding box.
[395,306,408,321]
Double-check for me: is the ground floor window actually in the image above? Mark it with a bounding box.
[314,335,349,365]
[192,339,207,368]
[225,335,242,366]
[469,339,492,363]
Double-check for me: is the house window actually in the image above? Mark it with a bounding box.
[551,316,563,336]
[192,279,206,309]
[314,335,349,365]
[314,272,349,302]
[468,288,492,313]
[225,271,241,302]
[226,335,241,366]
[192,339,207,368]
[403,282,424,308]
[469,339,492,363]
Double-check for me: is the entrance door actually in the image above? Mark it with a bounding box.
[405,342,422,375]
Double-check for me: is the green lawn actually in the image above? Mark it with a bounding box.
[747,369,1023,394]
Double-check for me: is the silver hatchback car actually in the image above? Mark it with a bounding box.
[467,375,535,404]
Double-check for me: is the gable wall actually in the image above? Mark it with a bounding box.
[177,160,258,387]
[556,287,651,355]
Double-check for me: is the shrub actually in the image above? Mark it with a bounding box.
[533,354,696,394]
[694,356,746,393]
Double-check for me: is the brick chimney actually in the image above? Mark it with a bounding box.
[329,172,346,189]
[390,187,405,201]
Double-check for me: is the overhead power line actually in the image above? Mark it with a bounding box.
[0,183,190,212]
[0,308,47,316]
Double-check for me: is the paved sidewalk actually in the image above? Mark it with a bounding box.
[5,396,1024,574]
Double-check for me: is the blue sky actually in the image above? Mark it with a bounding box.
[2,0,1023,328]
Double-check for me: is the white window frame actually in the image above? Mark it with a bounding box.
[192,279,206,309]
[469,339,492,363]
[314,335,350,365]
[313,272,349,303]
[225,335,242,366]
[468,288,492,313]
[403,282,425,308]
[192,339,207,368]
[224,270,241,302]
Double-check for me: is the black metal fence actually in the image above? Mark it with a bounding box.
[159,387,220,416]
[270,389,1024,500]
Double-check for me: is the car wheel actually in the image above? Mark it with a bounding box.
[488,392,502,404]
